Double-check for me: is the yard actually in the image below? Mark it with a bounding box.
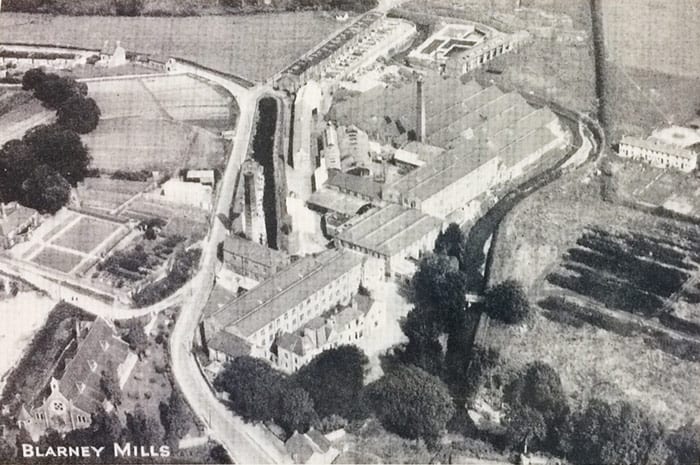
[52,216,123,253]
[0,88,54,145]
[31,246,85,274]
[0,12,344,82]
[484,165,700,429]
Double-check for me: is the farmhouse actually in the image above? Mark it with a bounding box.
[619,135,698,173]
[203,249,384,365]
[222,234,291,282]
[335,204,444,277]
[18,318,136,437]
[0,202,40,249]
[98,40,127,68]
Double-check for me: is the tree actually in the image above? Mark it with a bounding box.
[364,365,455,447]
[505,362,567,423]
[215,356,284,422]
[114,0,143,15]
[434,223,467,270]
[0,437,15,462]
[399,307,445,376]
[569,398,663,465]
[293,345,369,420]
[125,407,164,448]
[276,386,318,437]
[505,406,547,453]
[23,124,91,185]
[123,319,148,357]
[99,363,122,407]
[22,165,71,214]
[22,67,46,91]
[209,444,232,464]
[411,253,468,329]
[160,390,193,449]
[666,422,700,465]
[0,139,39,202]
[33,74,77,108]
[483,279,530,324]
[57,94,101,134]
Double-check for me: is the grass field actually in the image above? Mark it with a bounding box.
[32,246,85,273]
[0,12,344,82]
[52,216,121,253]
[486,166,700,428]
[0,89,54,145]
[599,0,700,141]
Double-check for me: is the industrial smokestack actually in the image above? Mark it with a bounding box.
[416,76,426,143]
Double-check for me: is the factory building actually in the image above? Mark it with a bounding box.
[619,136,697,173]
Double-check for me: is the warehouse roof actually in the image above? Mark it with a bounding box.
[337,204,442,257]
[208,250,364,337]
[621,136,697,161]
[326,171,383,200]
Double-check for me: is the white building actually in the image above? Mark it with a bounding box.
[157,179,212,210]
[619,135,698,173]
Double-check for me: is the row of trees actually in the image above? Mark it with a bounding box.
[0,69,99,213]
[503,362,700,465]
[23,68,101,134]
[215,345,457,446]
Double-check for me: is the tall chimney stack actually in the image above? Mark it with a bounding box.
[416,76,426,143]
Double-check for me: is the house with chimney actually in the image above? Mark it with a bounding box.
[0,202,40,249]
[17,318,137,438]
[98,40,127,68]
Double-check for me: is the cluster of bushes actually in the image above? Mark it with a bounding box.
[132,247,200,307]
[111,169,152,182]
[22,68,100,134]
[0,50,75,60]
[502,361,700,465]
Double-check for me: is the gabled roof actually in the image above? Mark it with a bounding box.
[223,235,290,268]
[207,331,252,359]
[0,203,37,237]
[285,429,333,464]
[58,318,131,414]
[337,204,443,257]
[621,135,697,161]
[326,171,383,200]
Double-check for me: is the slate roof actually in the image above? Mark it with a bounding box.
[207,331,252,359]
[326,171,383,200]
[208,250,364,338]
[337,204,443,257]
[223,235,290,267]
[621,135,697,161]
[58,318,130,414]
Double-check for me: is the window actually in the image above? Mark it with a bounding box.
[52,401,65,412]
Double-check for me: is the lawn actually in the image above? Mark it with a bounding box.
[32,246,85,273]
[0,12,344,82]
[0,89,54,145]
[52,216,122,254]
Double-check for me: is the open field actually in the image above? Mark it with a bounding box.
[616,161,700,217]
[0,12,344,82]
[601,0,700,78]
[485,166,700,428]
[599,0,700,141]
[0,89,54,145]
[88,75,235,129]
[0,292,55,393]
[82,118,225,172]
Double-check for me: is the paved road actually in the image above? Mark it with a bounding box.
[163,67,289,463]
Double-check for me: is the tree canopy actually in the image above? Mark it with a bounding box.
[57,94,101,134]
[483,279,530,324]
[364,365,455,447]
[0,139,39,202]
[293,345,369,420]
[22,165,71,214]
[99,363,122,407]
[125,407,164,448]
[411,253,468,329]
[160,389,193,449]
[434,223,468,270]
[23,124,91,186]
[275,385,318,437]
[215,356,285,422]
